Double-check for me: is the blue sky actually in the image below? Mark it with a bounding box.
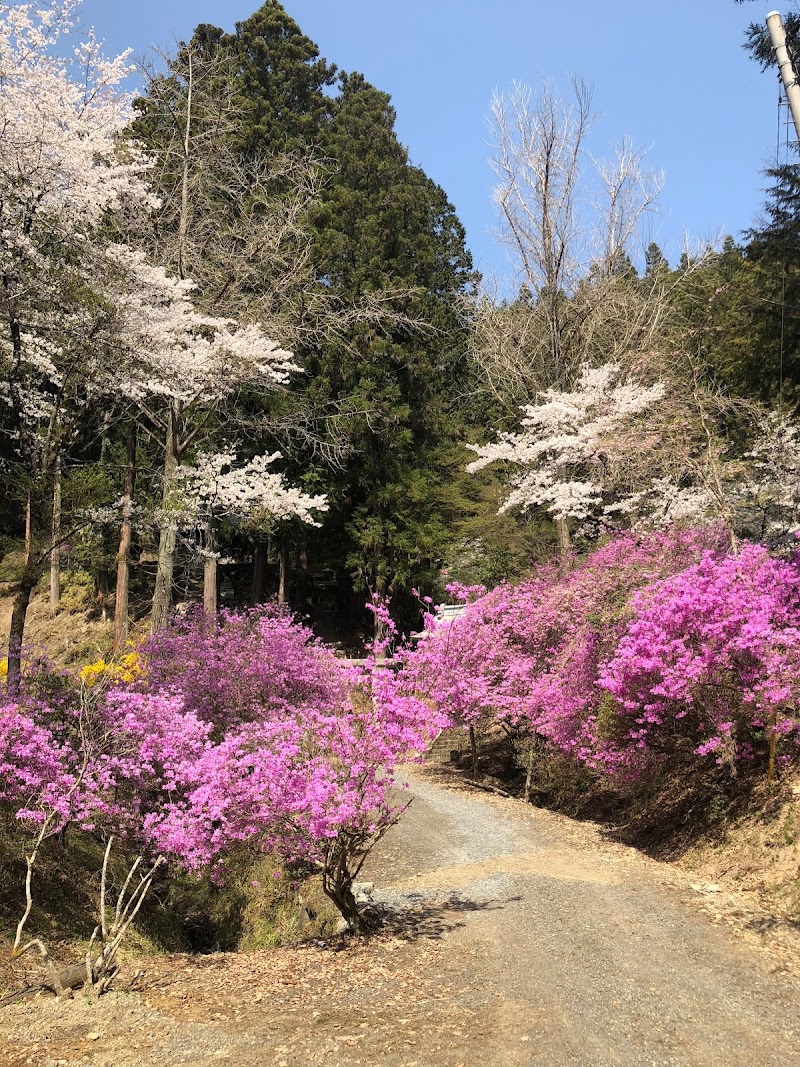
[82,1,781,279]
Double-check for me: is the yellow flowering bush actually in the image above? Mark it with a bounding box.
[80,651,141,688]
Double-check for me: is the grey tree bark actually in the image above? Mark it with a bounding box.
[113,428,137,654]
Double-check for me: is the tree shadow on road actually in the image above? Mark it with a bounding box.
[362,892,521,943]
[744,913,800,937]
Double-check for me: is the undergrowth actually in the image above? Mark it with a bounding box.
[0,816,338,977]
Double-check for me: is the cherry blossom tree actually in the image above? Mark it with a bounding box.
[467,363,667,528]
[173,451,327,613]
[474,79,724,553]
[95,244,300,631]
[735,412,800,544]
[0,1,156,686]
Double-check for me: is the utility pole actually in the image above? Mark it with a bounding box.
[767,11,800,141]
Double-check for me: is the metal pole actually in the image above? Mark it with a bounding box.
[767,11,800,142]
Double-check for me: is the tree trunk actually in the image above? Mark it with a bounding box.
[554,464,572,556]
[113,428,136,654]
[178,50,193,281]
[321,841,371,935]
[372,569,388,657]
[49,457,61,617]
[151,409,179,633]
[24,493,31,567]
[524,745,535,804]
[556,515,572,557]
[202,510,218,616]
[251,541,266,605]
[7,553,43,692]
[278,539,289,605]
[469,724,479,779]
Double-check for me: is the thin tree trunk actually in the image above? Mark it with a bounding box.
[113,428,136,654]
[555,464,572,557]
[251,541,266,606]
[24,493,31,567]
[178,50,193,281]
[151,409,179,633]
[49,457,61,617]
[469,724,479,779]
[203,510,218,616]
[94,431,113,623]
[524,745,535,804]
[96,570,110,623]
[151,44,190,631]
[372,569,387,657]
[556,515,571,557]
[278,539,289,605]
[7,553,43,692]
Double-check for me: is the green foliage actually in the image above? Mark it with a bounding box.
[302,73,477,614]
[237,859,338,950]
[128,2,504,638]
[216,1,337,157]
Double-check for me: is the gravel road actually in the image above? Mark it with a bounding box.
[366,767,800,1066]
[1,765,798,1066]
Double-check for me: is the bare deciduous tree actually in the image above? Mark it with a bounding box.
[474,80,738,550]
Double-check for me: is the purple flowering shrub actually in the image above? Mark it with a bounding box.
[599,542,800,769]
[381,527,800,780]
[0,607,442,934]
[139,606,350,732]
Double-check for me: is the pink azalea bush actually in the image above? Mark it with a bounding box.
[0,607,442,931]
[0,703,74,822]
[598,541,800,768]
[381,527,800,779]
[138,605,350,731]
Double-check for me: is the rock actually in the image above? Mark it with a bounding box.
[86,1033,101,1042]
[334,917,351,935]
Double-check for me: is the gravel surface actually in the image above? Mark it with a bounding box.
[1,766,799,1066]
[369,768,800,1066]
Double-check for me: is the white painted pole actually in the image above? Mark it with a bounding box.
[767,11,800,143]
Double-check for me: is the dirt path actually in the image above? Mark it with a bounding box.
[2,767,799,1066]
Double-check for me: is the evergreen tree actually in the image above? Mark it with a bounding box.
[134,4,479,637]
[216,1,337,156]
[645,242,669,278]
[304,72,475,632]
